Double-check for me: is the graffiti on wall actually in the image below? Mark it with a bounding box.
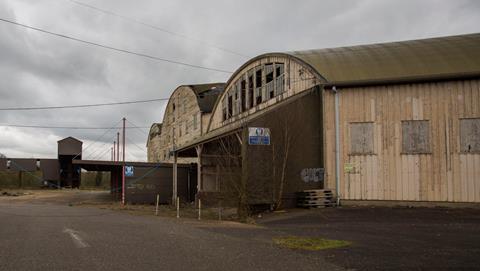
[301,168,324,182]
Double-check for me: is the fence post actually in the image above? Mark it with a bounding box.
[218,200,222,221]
[198,199,201,220]
[176,197,180,218]
[155,194,159,216]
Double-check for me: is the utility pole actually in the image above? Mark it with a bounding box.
[113,141,116,161]
[122,117,126,205]
[111,147,114,161]
[117,132,120,162]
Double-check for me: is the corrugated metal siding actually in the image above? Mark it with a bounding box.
[40,159,59,181]
[125,165,192,204]
[290,33,480,84]
[324,79,480,202]
[0,158,6,171]
[58,137,82,156]
[9,159,37,172]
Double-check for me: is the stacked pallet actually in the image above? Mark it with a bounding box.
[297,189,336,208]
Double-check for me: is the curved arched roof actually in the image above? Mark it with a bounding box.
[146,123,162,146]
[179,33,480,152]
[289,33,480,85]
[219,33,480,91]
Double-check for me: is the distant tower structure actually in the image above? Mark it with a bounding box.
[57,137,83,188]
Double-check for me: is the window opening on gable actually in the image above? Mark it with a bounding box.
[265,63,274,99]
[241,79,246,112]
[255,68,263,105]
[248,72,254,108]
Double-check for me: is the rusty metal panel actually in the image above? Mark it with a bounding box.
[460,118,480,153]
[9,159,37,172]
[0,158,6,171]
[402,120,430,154]
[350,122,374,155]
[125,165,192,204]
[40,159,59,181]
[58,137,83,156]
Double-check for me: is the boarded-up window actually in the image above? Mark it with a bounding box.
[402,120,430,154]
[350,122,374,155]
[460,118,480,153]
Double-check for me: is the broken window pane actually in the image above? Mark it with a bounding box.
[255,68,263,104]
[248,72,254,108]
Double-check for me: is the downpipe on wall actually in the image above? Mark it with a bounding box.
[333,86,341,206]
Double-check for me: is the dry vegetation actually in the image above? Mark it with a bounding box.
[273,236,351,251]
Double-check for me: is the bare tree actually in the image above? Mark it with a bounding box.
[215,131,249,219]
[0,153,5,159]
[209,99,309,215]
[269,101,305,210]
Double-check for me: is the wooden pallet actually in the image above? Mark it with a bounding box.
[297,189,336,208]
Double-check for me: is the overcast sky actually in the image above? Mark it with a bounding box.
[0,0,479,161]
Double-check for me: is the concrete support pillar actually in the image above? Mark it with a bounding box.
[195,145,203,194]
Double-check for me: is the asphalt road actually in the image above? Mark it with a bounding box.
[0,201,342,271]
[3,191,479,270]
[256,207,480,270]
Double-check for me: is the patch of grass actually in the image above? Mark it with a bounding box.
[273,236,351,251]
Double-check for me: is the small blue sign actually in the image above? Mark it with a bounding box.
[125,166,134,177]
[248,136,271,145]
[248,127,271,145]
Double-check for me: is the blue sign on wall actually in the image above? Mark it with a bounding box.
[125,166,134,177]
[248,127,271,145]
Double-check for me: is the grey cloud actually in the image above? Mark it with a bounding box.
[0,0,479,160]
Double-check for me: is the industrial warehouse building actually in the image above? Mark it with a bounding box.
[0,135,195,205]
[147,83,225,163]
[0,137,83,188]
[150,33,480,208]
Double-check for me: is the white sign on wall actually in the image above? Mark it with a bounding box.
[125,166,134,177]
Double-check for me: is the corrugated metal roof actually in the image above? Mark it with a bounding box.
[288,33,480,84]
[188,83,226,112]
[57,136,82,143]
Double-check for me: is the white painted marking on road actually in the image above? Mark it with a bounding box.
[63,228,89,248]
